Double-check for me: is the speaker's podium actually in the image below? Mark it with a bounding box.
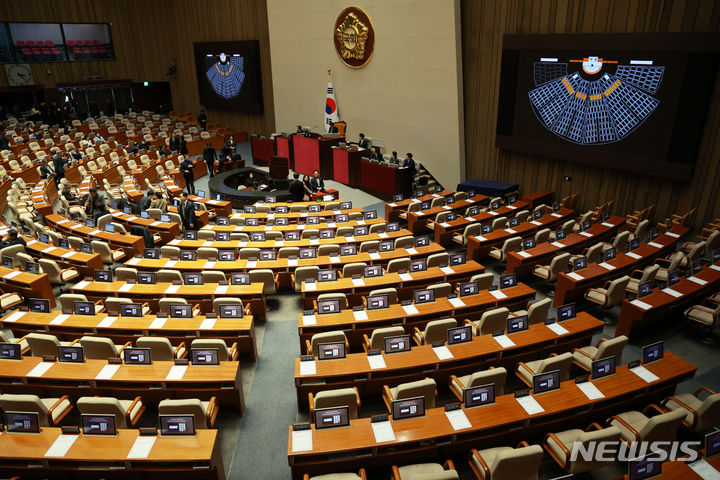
[269,154,289,180]
[250,134,274,166]
[292,132,340,179]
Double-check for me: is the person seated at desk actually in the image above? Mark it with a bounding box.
[38,160,54,179]
[310,169,325,193]
[328,122,339,134]
[70,148,83,161]
[389,150,400,164]
[218,153,234,173]
[139,191,152,212]
[61,184,78,203]
[127,142,139,155]
[84,188,107,218]
[402,152,417,176]
[358,133,369,150]
[289,172,305,202]
[149,191,168,213]
[296,125,304,135]
[1,229,26,248]
[369,147,382,161]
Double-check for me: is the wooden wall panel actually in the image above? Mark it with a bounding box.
[462,0,720,231]
[0,0,275,136]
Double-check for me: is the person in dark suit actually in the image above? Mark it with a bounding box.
[358,133,369,150]
[369,147,381,161]
[1,230,26,248]
[39,160,54,179]
[179,135,188,155]
[0,133,9,151]
[178,192,196,230]
[226,135,237,158]
[197,110,207,130]
[169,134,180,153]
[180,156,195,195]
[402,152,417,176]
[328,122,339,134]
[52,153,66,187]
[139,191,152,212]
[71,148,83,161]
[203,142,217,177]
[84,187,107,218]
[289,173,304,202]
[127,142,139,154]
[310,169,325,193]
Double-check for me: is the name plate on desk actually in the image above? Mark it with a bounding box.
[601,222,614,227]
[234,225,244,231]
[1,270,22,280]
[369,252,381,260]
[579,231,593,237]
[214,285,229,294]
[299,360,316,376]
[551,213,562,218]
[169,239,180,245]
[287,258,298,267]
[118,283,134,292]
[530,220,542,226]
[62,251,76,258]
[367,354,386,370]
[165,285,181,294]
[97,316,117,328]
[626,252,641,259]
[3,311,26,323]
[352,278,365,287]
[666,232,680,238]
[567,272,584,281]
[378,232,389,239]
[291,429,313,452]
[465,217,475,222]
[440,266,455,275]
[309,239,319,245]
[205,261,217,269]
[688,276,708,285]
[598,262,616,270]
[199,318,216,330]
[149,317,167,329]
[711,265,720,272]
[127,257,142,265]
[551,241,565,248]
[546,322,569,335]
[661,288,683,298]
[405,248,418,255]
[150,221,162,227]
[74,280,91,289]
[399,273,413,282]
[648,241,663,248]
[448,297,465,308]
[504,228,517,234]
[245,261,257,268]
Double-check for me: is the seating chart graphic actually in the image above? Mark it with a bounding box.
[205,53,245,100]
[528,56,664,145]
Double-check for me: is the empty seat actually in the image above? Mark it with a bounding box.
[158,298,200,316]
[626,264,660,295]
[363,326,406,352]
[449,367,507,402]
[469,444,544,480]
[391,461,459,480]
[159,397,218,428]
[426,282,452,298]
[489,237,522,261]
[105,297,150,315]
[25,333,76,357]
[383,377,437,413]
[77,396,145,428]
[157,269,183,283]
[607,405,686,443]
[309,387,361,419]
[387,258,409,273]
[394,236,415,249]
[512,297,551,324]
[202,270,226,283]
[136,337,186,361]
[544,425,622,474]
[294,266,320,292]
[469,273,494,291]
[250,269,277,294]
[342,262,367,278]
[38,258,79,285]
[80,336,130,359]
[58,293,103,313]
[306,331,349,357]
[92,240,126,264]
[516,352,573,388]
[413,318,457,345]
[466,307,509,336]
[197,247,218,260]
[368,287,398,305]
[190,339,238,361]
[533,253,571,281]
[584,275,630,307]
[427,252,449,268]
[114,267,138,282]
[572,335,628,371]
[0,393,73,427]
[661,386,720,432]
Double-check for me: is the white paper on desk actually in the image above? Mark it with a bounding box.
[165,284,180,294]
[201,225,212,230]
[442,206,452,210]
[465,217,475,222]
[356,220,366,225]
[399,273,413,282]
[711,265,720,272]
[662,288,683,298]
[371,421,396,443]
[27,239,38,245]
[74,280,90,289]
[50,314,70,326]
[61,251,76,259]
[299,361,316,376]
[44,434,79,457]
[626,252,642,259]
[205,261,217,269]
[490,289,507,299]
[378,232,389,239]
[127,216,138,221]
[493,334,515,349]
[517,251,531,258]
[246,261,257,268]
[267,213,275,219]
[201,240,213,247]
[3,311,26,323]
[329,256,340,264]
[352,278,365,287]
[367,355,386,370]
[449,297,466,308]
[125,257,141,266]
[127,436,157,459]
[546,322,569,335]
[689,276,708,285]
[70,224,83,230]
[487,210,498,216]
[402,304,419,315]
[440,266,455,275]
[433,345,454,360]
[163,260,177,268]
[297,224,306,230]
[405,248,418,255]
[388,202,397,207]
[688,459,720,480]
[344,236,356,242]
[118,283,134,292]
[516,395,544,415]
[577,382,605,400]
[196,318,216,330]
[352,309,369,321]
[567,272,584,281]
[58,219,70,225]
[648,241,663,248]
[440,222,451,228]
[274,241,284,247]
[166,365,187,381]
[475,235,487,242]
[505,228,517,234]
[630,365,659,383]
[445,409,471,431]
[326,222,337,228]
[631,299,652,310]
[234,225,245,231]
[302,314,317,326]
[601,222,614,227]
[97,316,117,328]
[369,252,381,260]
[551,213,562,218]
[27,362,54,377]
[215,285,229,294]
[169,239,180,246]
[2,270,22,279]
[507,205,517,210]
[304,282,317,292]
[150,221,162,227]
[530,220,542,226]
[95,364,120,380]
[287,258,298,267]
[310,239,319,245]
[291,429,313,452]
[300,212,308,218]
[551,241,565,248]
[598,262,616,270]
[665,232,680,238]
[149,317,167,329]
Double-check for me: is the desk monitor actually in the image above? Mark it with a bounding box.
[86,218,96,227]
[692,259,703,274]
[317,342,346,360]
[533,209,543,220]
[555,228,566,240]
[171,199,179,208]
[604,247,617,262]
[393,194,403,202]
[335,214,349,223]
[299,247,317,259]
[120,302,143,318]
[276,206,289,214]
[180,250,196,261]
[317,269,337,282]
[410,259,427,272]
[81,414,117,436]
[231,273,250,285]
[143,248,160,259]
[392,396,425,420]
[218,250,235,261]
[317,299,341,315]
[629,238,640,251]
[415,236,430,247]
[353,225,369,236]
[216,231,230,241]
[533,370,560,395]
[500,273,517,289]
[420,201,431,210]
[367,294,389,310]
[507,315,529,334]
[379,240,394,252]
[637,281,653,298]
[523,238,536,250]
[124,347,151,365]
[5,411,40,433]
[552,202,561,212]
[307,216,320,225]
[246,218,259,226]
[509,217,520,228]
[264,196,276,203]
[386,222,399,233]
[81,243,93,254]
[705,429,720,458]
[592,356,616,380]
[642,341,663,364]
[138,272,157,284]
[364,210,377,219]
[160,414,196,436]
[573,256,587,271]
[490,200,501,211]
[25,261,39,274]
[319,229,334,239]
[459,281,480,297]
[464,384,495,408]
[259,249,276,261]
[340,201,352,209]
[169,304,193,319]
[140,211,150,219]
[414,288,434,304]
[190,348,219,365]
[285,231,300,241]
[216,194,224,201]
[415,190,424,198]
[0,343,21,360]
[39,233,50,244]
[218,304,243,318]
[650,227,659,240]
[384,334,411,354]
[314,406,350,430]
[628,456,662,480]
[197,190,206,198]
[340,245,357,256]
[250,232,266,242]
[1,256,13,268]
[104,223,115,233]
[445,212,457,222]
[28,298,50,313]
[557,303,576,321]
[447,325,473,345]
[481,223,493,234]
[667,270,681,286]
[602,211,611,221]
[309,205,321,213]
[93,269,112,282]
[74,301,94,316]
[363,265,382,278]
[216,216,229,226]
[243,205,256,214]
[58,238,69,248]
[183,230,198,240]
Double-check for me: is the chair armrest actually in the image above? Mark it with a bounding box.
[413,327,424,346]
[60,267,79,277]
[353,386,361,411]
[689,305,716,314]
[308,393,315,417]
[206,396,218,427]
[549,352,558,357]
[630,269,645,278]
[358,468,367,480]
[126,396,145,427]
[642,403,666,417]
[655,258,672,267]
[174,342,186,358]
[118,341,132,354]
[382,385,393,413]
[362,334,371,352]
[228,342,239,361]
[47,394,72,425]
[444,459,455,470]
[594,337,610,348]
[469,449,490,480]
[694,386,718,398]
[391,465,402,480]
[516,361,534,378]
[449,374,464,391]
[517,440,530,448]
[586,422,604,431]
[544,432,570,469]
[607,415,640,441]
[304,339,312,356]
[662,396,696,428]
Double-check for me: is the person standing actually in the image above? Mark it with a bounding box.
[84,187,107,218]
[226,135,237,158]
[203,142,217,177]
[289,173,304,202]
[52,152,66,187]
[179,134,188,155]
[197,110,207,130]
[302,175,313,201]
[180,156,195,195]
[178,192,196,230]
[310,169,325,193]
[39,160,54,179]
[169,134,180,153]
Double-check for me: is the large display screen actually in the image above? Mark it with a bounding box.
[9,22,66,63]
[193,41,264,113]
[496,33,720,181]
[2,22,114,63]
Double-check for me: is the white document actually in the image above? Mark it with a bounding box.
[27,362,54,377]
[665,232,680,238]
[493,334,515,348]
[440,266,455,275]
[598,262,616,270]
[367,355,386,370]
[304,282,317,292]
[73,280,90,289]
[440,222,451,228]
[688,459,720,480]
[433,345,454,360]
[58,219,70,225]
[62,251,76,258]
[505,228,517,234]
[199,318,216,330]
[44,434,79,457]
[238,242,248,247]
[246,261,257,268]
[530,220,542,226]
[95,364,120,380]
[149,317,167,329]
[127,436,158,458]
[402,304,419,315]
[299,361,316,376]
[274,241,284,247]
[97,316,117,328]
[445,409,472,430]
[662,288,683,298]
[202,241,214,247]
[369,252,381,260]
[626,252,642,259]
[648,241,663,248]
[551,241,565,248]
[567,272,584,281]
[579,231,593,237]
[50,314,70,326]
[371,421,396,443]
[292,430,312,452]
[352,278,365,287]
[475,235,487,242]
[449,297,466,308]
[546,322,569,335]
[127,216,138,221]
[234,225,245,231]
[287,258,298,267]
[302,314,317,326]
[442,205,452,210]
[399,273,413,282]
[166,365,187,381]
[3,311,26,323]
[169,239,180,245]
[378,232,389,239]
[388,202,398,207]
[577,382,605,400]
[353,310,369,321]
[689,276,708,285]
[517,251,531,258]
[710,265,720,272]
[465,217,476,222]
[163,260,177,268]
[631,299,652,310]
[165,285,180,294]
[405,248,418,255]
[127,257,142,265]
[300,212,308,217]
[516,395,545,415]
[27,239,38,245]
[309,239,319,245]
[1,270,22,279]
[329,256,340,264]
[214,285,229,294]
[487,210,498,216]
[490,289,507,299]
[70,224,83,230]
[551,213,563,218]
[630,365,660,383]
[118,283,134,292]
[507,205,517,210]
[150,221,162,227]
[205,261,217,269]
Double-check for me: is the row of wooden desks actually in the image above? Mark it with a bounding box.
[200,217,386,233]
[46,214,145,255]
[109,208,179,243]
[408,196,489,235]
[30,178,58,216]
[294,312,604,408]
[287,352,695,480]
[385,190,454,222]
[297,283,536,351]
[23,237,104,276]
[229,207,367,223]
[0,266,55,307]
[430,200,529,245]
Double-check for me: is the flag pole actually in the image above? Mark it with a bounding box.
[328,67,331,82]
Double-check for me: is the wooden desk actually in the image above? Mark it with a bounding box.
[287,352,695,480]
[521,189,553,208]
[0,356,244,412]
[647,454,720,479]
[311,189,339,201]
[294,312,604,409]
[385,190,454,223]
[297,283,536,351]
[253,199,345,209]
[251,135,274,166]
[554,226,688,307]
[230,207,367,224]
[431,201,530,246]
[46,214,145,255]
[616,261,720,338]
[359,161,413,200]
[23,237,103,276]
[407,197,489,235]
[108,209,180,243]
[0,266,55,307]
[332,146,362,187]
[0,427,225,480]
[188,195,233,217]
[30,178,58,216]
[201,218,385,234]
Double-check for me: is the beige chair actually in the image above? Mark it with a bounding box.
[197,247,218,260]
[491,216,508,230]
[383,377,437,413]
[318,244,339,256]
[661,386,720,432]
[158,298,200,316]
[454,224,481,245]
[534,228,551,244]
[363,326,406,352]
[92,240,126,264]
[342,262,367,278]
[427,252,449,268]
[516,352,573,387]
[512,298,552,324]
[682,229,719,255]
[159,246,180,259]
[304,471,367,480]
[391,461,458,480]
[629,219,650,242]
[466,307,509,336]
[0,331,29,353]
[584,275,630,307]
[489,237,522,261]
[105,297,150,315]
[469,443,544,480]
[572,336,628,371]
[250,269,277,294]
[626,264,660,295]
[387,258,410,273]
[202,270,226,283]
[684,300,720,341]
[158,397,218,428]
[533,253,570,281]
[544,424,621,474]
[368,288,398,305]
[293,266,320,292]
[25,333,77,357]
[58,293,103,313]
[449,367,507,402]
[80,336,130,359]
[305,331,350,357]
[0,291,23,311]
[655,251,684,284]
[302,229,320,239]
[198,230,215,241]
[427,282,452,298]
[114,267,138,282]
[157,269,183,283]
[77,396,145,428]
[309,387,361,419]
[316,293,348,311]
[469,273,494,291]
[0,393,73,427]
[239,248,260,259]
[212,297,245,314]
[38,258,79,285]
[679,240,706,269]
[136,336,186,361]
[413,318,457,345]
[394,236,415,249]
[399,201,421,220]
[607,405,686,443]
[190,339,238,361]
[278,247,300,258]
